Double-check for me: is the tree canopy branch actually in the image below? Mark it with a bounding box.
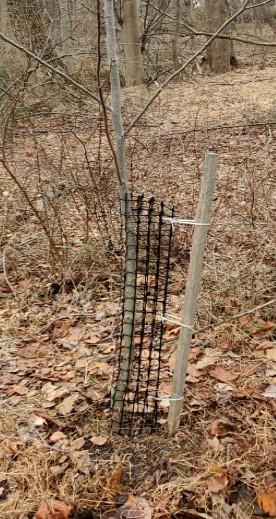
[0,30,112,111]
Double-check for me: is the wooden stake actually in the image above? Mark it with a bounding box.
[168,153,218,435]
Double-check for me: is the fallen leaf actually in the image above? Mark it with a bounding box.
[90,435,109,446]
[214,382,233,403]
[45,386,69,402]
[35,499,72,519]
[7,385,29,396]
[116,494,152,519]
[210,366,239,383]
[58,394,79,415]
[50,462,70,477]
[16,343,40,359]
[28,415,47,429]
[186,363,201,382]
[87,361,112,376]
[109,465,124,492]
[195,349,222,370]
[262,384,276,398]
[49,431,68,443]
[70,437,85,451]
[70,450,93,475]
[209,420,226,437]
[208,472,229,493]
[52,319,75,339]
[266,349,276,362]
[62,324,86,346]
[253,322,275,334]
[257,489,276,517]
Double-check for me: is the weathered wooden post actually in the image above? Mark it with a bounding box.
[168,153,218,435]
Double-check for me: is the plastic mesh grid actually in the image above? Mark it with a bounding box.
[113,193,175,434]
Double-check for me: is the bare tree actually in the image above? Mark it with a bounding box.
[172,0,182,65]
[205,0,232,73]
[121,0,144,86]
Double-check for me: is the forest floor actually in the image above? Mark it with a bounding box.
[0,66,275,519]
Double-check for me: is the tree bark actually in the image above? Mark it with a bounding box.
[205,0,231,73]
[121,0,144,86]
[172,0,182,66]
[262,2,276,35]
[104,0,136,425]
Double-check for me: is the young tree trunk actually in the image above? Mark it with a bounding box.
[121,0,144,86]
[205,0,231,73]
[104,0,137,423]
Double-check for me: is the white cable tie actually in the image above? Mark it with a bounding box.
[161,313,194,331]
[162,216,209,227]
[155,393,184,402]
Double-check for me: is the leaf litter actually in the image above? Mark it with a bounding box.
[0,67,275,519]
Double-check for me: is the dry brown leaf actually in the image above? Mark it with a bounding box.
[195,349,222,370]
[57,393,79,415]
[16,343,40,359]
[257,489,276,517]
[109,465,124,492]
[7,385,29,396]
[214,382,233,403]
[87,360,112,376]
[70,449,93,474]
[266,349,276,362]
[45,386,69,402]
[262,384,276,398]
[70,437,85,451]
[186,363,201,381]
[208,472,229,493]
[210,366,239,383]
[253,321,275,334]
[49,431,67,443]
[209,420,226,437]
[90,435,109,446]
[117,494,152,519]
[52,319,75,339]
[35,499,72,519]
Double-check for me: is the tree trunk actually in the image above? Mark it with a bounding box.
[104,0,136,425]
[262,3,276,35]
[121,0,144,86]
[172,0,181,66]
[205,0,231,74]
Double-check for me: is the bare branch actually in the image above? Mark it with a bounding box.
[244,0,274,9]
[0,30,112,111]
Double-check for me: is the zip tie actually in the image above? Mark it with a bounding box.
[155,393,184,402]
[161,313,194,331]
[162,216,209,227]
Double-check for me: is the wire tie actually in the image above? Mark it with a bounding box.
[162,216,209,229]
[155,393,184,402]
[161,313,194,331]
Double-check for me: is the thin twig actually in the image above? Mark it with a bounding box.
[199,299,275,332]
[0,30,111,110]
[2,245,17,299]
[244,0,273,9]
